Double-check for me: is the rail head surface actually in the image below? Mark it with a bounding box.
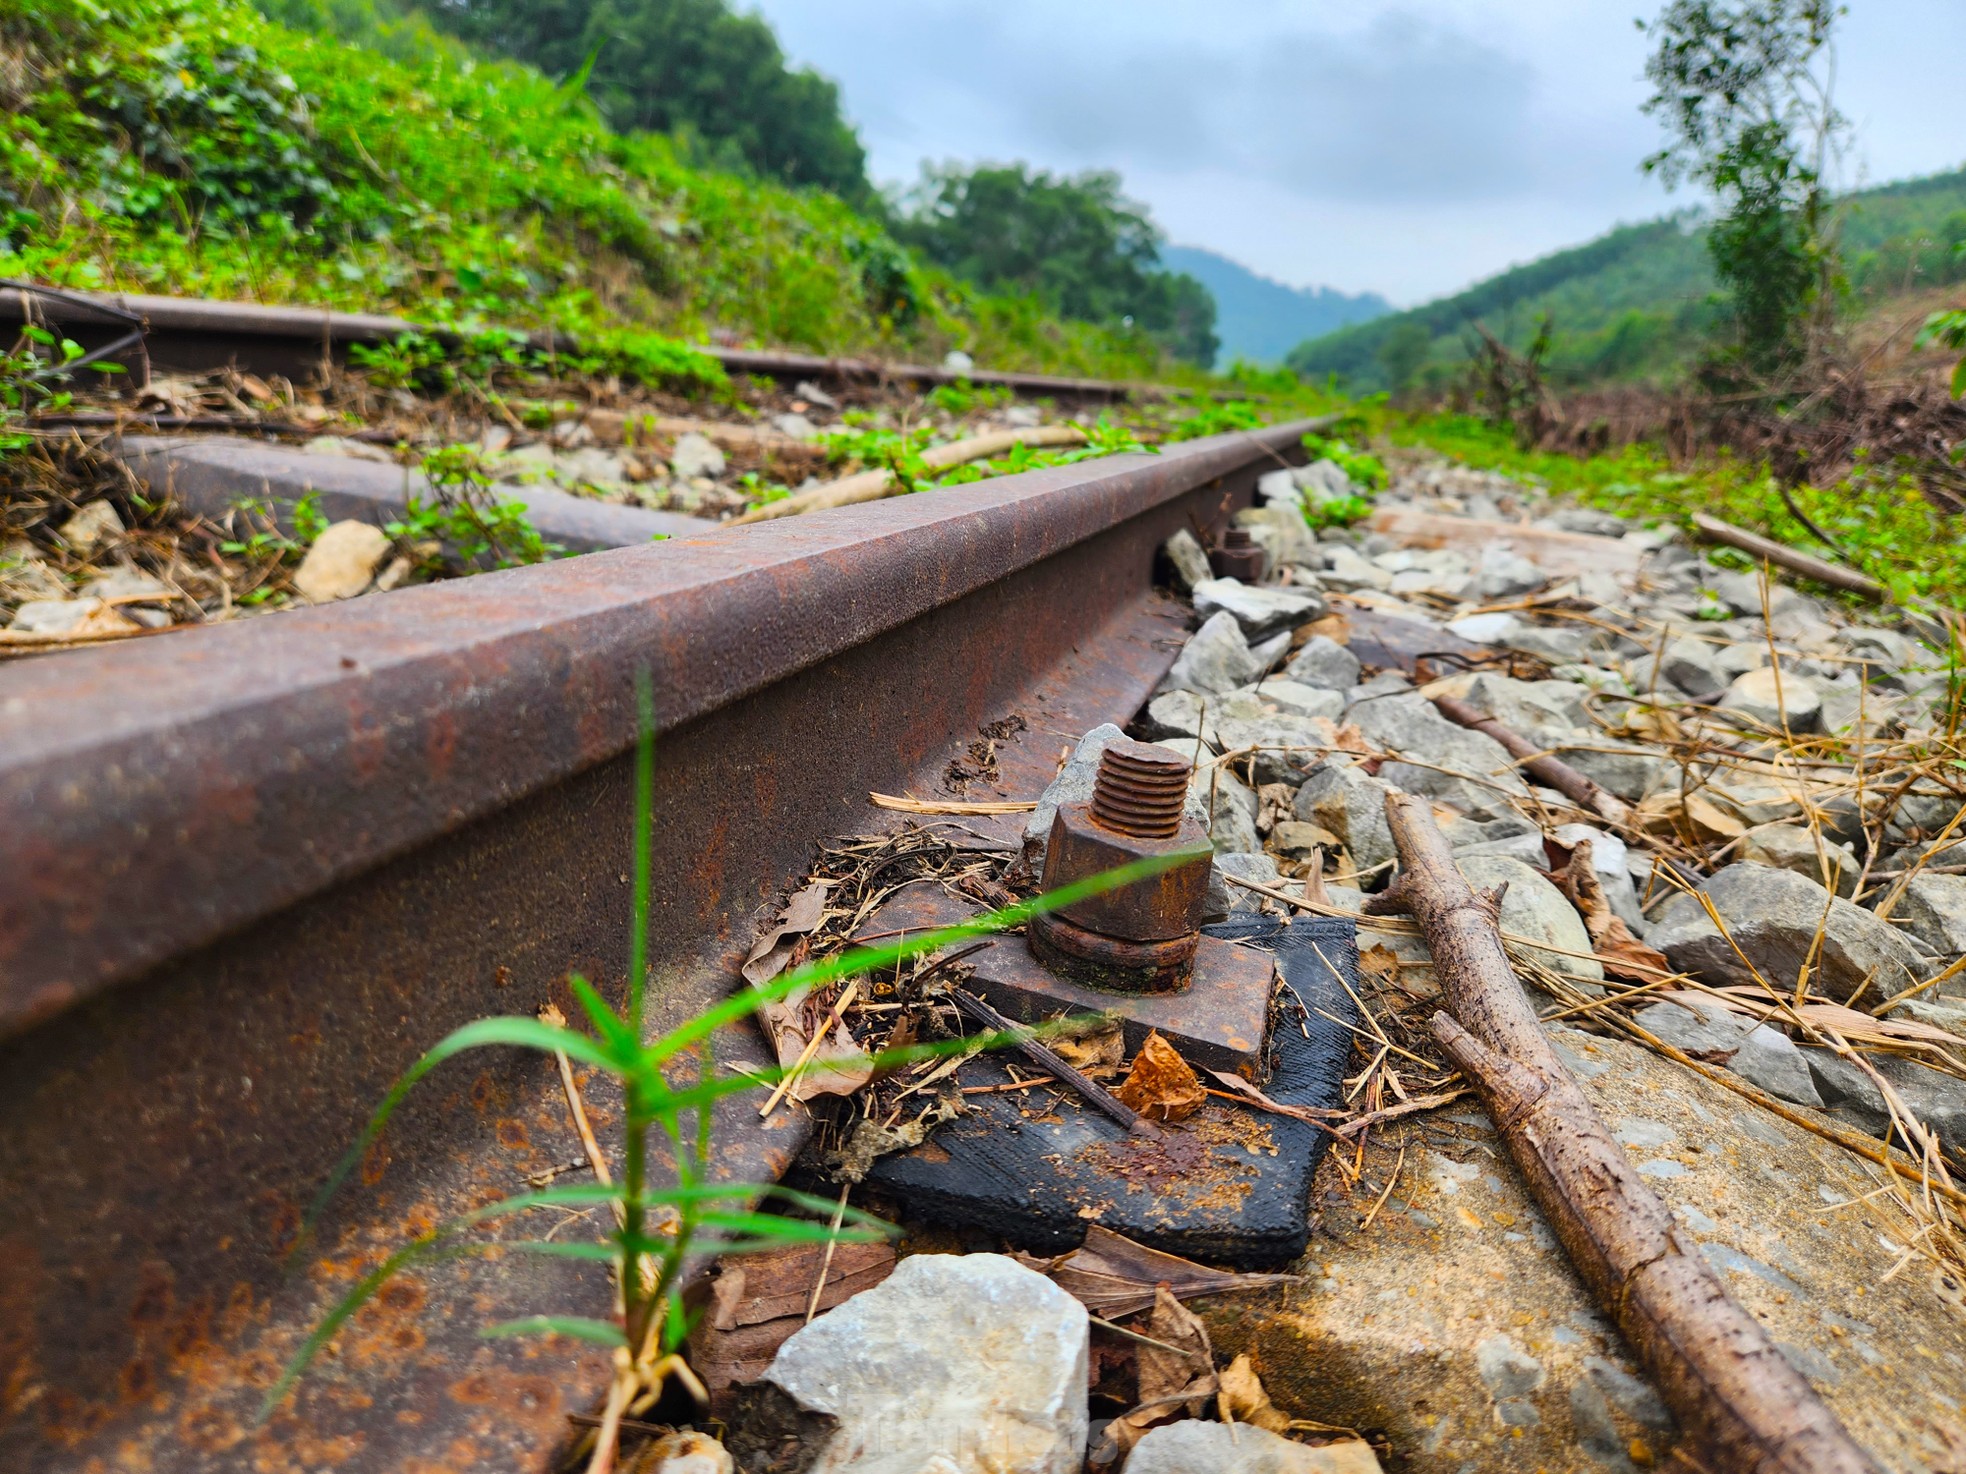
[0,420,1313,1038]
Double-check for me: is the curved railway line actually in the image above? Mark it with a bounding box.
[0,292,1316,1468]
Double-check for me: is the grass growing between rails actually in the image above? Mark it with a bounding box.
[270,680,1201,1466]
[1384,410,1966,610]
[0,0,1177,388]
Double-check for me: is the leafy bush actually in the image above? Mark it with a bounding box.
[1301,432,1387,491]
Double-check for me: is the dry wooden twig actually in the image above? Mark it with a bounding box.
[947,985,1161,1139]
[1428,691,1633,827]
[1690,513,1887,602]
[1363,790,1881,1474]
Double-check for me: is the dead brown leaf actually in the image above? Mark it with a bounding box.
[687,1240,895,1398]
[1115,1031,1207,1122]
[1138,1287,1213,1407]
[1011,1224,1303,1318]
[1219,1353,1293,1434]
[1685,791,1747,841]
[1050,1019,1126,1080]
[741,881,872,1103]
[1547,839,1673,983]
[742,880,831,987]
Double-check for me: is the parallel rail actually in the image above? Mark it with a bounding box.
[0,285,1146,401]
[0,418,1312,1471]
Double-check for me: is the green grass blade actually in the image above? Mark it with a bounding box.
[481,1315,625,1346]
[567,973,636,1055]
[269,1183,638,1416]
[498,1240,620,1262]
[301,1017,622,1248]
[646,851,1198,1064]
[629,669,654,1039]
[262,1238,475,1418]
[690,1210,888,1241]
[695,1230,885,1256]
[634,1026,1030,1115]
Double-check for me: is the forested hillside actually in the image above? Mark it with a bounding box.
[260,0,870,198]
[0,0,1190,382]
[1290,168,1966,394]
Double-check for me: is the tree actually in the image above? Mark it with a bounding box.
[1639,0,1847,372]
[422,0,869,198]
[893,164,1218,367]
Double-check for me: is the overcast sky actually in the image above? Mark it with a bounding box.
[748,0,1966,305]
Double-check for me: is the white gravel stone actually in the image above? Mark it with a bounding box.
[765,1253,1088,1474]
[668,431,727,480]
[1318,545,1393,593]
[1720,667,1822,732]
[1282,634,1361,692]
[1457,853,1602,983]
[1160,611,1261,696]
[1650,863,1924,1002]
[1476,546,1547,598]
[1896,873,1966,959]
[1293,760,1398,874]
[293,520,391,603]
[1193,577,1324,639]
[1162,529,1213,593]
[58,500,123,553]
[1127,1420,1380,1473]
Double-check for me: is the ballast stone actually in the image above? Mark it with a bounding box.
[1161,611,1261,696]
[1126,1420,1381,1474]
[294,520,391,603]
[1895,873,1966,961]
[1648,863,1924,1003]
[1193,577,1325,639]
[668,431,727,480]
[1283,635,1361,692]
[1457,853,1602,984]
[1162,529,1214,593]
[1720,667,1822,732]
[763,1253,1088,1474]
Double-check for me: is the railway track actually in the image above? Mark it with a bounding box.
[0,284,1146,402]
[0,411,1314,1471]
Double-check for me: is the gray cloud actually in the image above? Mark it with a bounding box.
[751,0,1965,301]
[887,7,1550,205]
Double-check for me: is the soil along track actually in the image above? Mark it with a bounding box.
[0,419,1313,1472]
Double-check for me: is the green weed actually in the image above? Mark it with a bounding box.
[390,445,562,569]
[269,678,1200,1443]
[0,0,1174,389]
[1386,409,1966,608]
[1300,432,1386,492]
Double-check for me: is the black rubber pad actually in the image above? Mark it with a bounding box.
[865,915,1360,1268]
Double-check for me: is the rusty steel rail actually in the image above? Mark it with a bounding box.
[0,418,1313,1472]
[0,284,1147,400]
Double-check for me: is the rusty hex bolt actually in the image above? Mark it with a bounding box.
[1209,526,1267,583]
[1029,738,1214,993]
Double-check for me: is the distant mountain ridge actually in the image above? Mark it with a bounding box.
[1160,245,1390,368]
[1285,166,1966,393]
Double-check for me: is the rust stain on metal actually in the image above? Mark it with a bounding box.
[0,420,1312,1470]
